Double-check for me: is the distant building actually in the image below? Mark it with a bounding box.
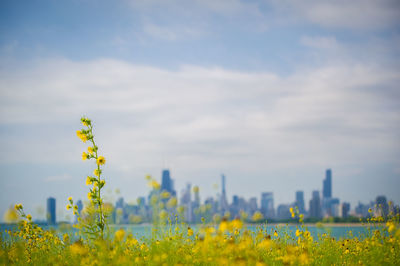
[355,202,373,217]
[75,200,83,223]
[376,196,389,217]
[295,191,305,214]
[277,204,291,220]
[309,191,322,219]
[341,202,350,218]
[161,169,176,196]
[47,197,56,225]
[180,183,192,223]
[323,169,332,199]
[248,197,258,215]
[261,192,275,218]
[220,174,228,214]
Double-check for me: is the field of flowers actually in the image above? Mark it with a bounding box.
[1,117,399,265]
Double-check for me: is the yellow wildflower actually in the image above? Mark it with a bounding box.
[86,177,92,186]
[76,131,88,143]
[151,180,160,190]
[66,205,71,210]
[114,229,125,242]
[96,156,106,165]
[82,152,88,161]
[94,169,101,177]
[68,196,73,202]
[26,214,32,221]
[187,227,194,236]
[88,146,94,154]
[161,191,171,199]
[87,192,92,200]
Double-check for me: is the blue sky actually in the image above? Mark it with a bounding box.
[1,0,400,222]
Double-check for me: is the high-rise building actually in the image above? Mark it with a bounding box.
[180,183,192,223]
[161,169,175,195]
[47,197,56,225]
[261,192,274,218]
[323,169,332,199]
[341,202,350,218]
[295,191,305,214]
[248,197,258,215]
[309,191,322,218]
[220,174,228,213]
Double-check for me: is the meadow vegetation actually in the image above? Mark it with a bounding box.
[1,117,399,265]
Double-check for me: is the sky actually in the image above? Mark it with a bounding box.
[0,0,400,222]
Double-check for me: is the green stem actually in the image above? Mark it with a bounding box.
[88,124,104,239]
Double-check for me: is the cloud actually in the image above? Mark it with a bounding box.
[269,0,400,30]
[0,57,399,173]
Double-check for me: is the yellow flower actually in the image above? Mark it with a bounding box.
[296,229,301,237]
[151,180,160,190]
[252,211,264,222]
[166,197,177,208]
[193,186,199,193]
[86,177,92,186]
[76,131,88,143]
[66,205,71,210]
[114,229,125,242]
[87,146,94,154]
[161,191,171,199]
[87,192,92,200]
[26,214,32,221]
[68,196,73,202]
[96,156,106,165]
[82,152,88,161]
[94,169,101,177]
[187,227,194,236]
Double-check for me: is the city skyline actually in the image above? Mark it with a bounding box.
[10,168,399,224]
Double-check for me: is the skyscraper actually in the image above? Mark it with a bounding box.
[261,192,274,218]
[323,169,332,199]
[161,169,176,196]
[47,197,56,225]
[220,174,228,213]
[309,191,322,218]
[295,191,305,214]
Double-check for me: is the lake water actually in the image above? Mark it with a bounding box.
[1,223,379,241]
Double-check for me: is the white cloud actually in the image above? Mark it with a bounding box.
[0,57,399,172]
[270,0,400,30]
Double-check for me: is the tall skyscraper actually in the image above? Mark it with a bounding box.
[323,169,332,199]
[295,191,305,214]
[309,191,322,218]
[161,169,176,196]
[47,197,56,225]
[220,174,228,213]
[261,192,275,218]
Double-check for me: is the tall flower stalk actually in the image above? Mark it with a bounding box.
[76,117,107,239]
